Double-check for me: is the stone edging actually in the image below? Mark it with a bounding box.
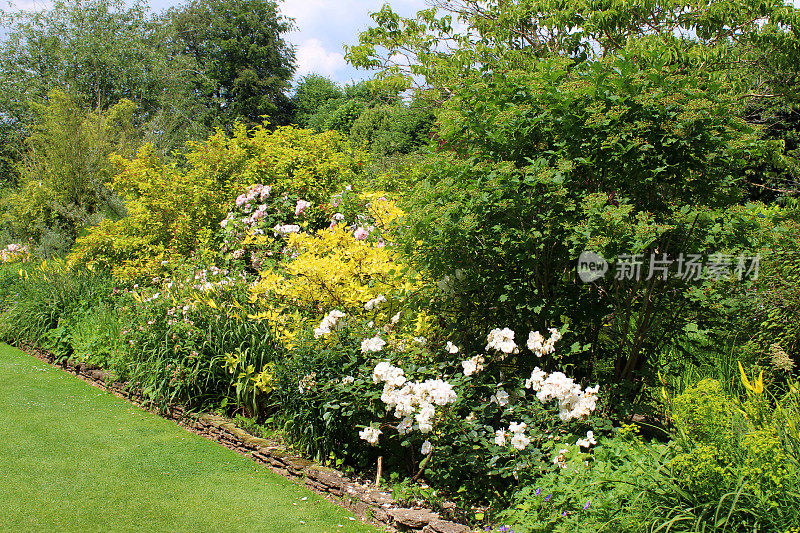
[16,342,473,533]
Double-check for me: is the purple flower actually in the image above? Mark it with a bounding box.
[544,494,551,502]
[535,488,541,496]
[583,500,591,510]
[562,511,568,517]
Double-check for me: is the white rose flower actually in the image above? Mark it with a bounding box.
[421,440,433,455]
[490,389,510,407]
[508,421,527,434]
[494,429,508,446]
[524,367,547,390]
[446,341,459,353]
[359,426,381,445]
[364,294,387,311]
[461,354,485,376]
[361,336,386,353]
[576,430,597,448]
[486,327,518,356]
[397,417,414,435]
[342,376,355,385]
[510,432,531,451]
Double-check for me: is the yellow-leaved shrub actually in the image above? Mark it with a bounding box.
[68,124,366,279]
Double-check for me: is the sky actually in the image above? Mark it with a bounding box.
[6,0,430,85]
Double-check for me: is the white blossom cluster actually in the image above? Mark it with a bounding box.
[235,183,270,207]
[486,327,564,359]
[371,362,457,436]
[359,426,381,445]
[313,309,346,338]
[526,328,563,357]
[298,372,317,394]
[421,440,433,455]
[0,243,28,263]
[460,354,485,376]
[553,447,570,468]
[361,335,387,353]
[364,294,387,310]
[576,430,597,448]
[525,367,600,421]
[490,389,510,406]
[273,224,300,236]
[494,421,531,450]
[485,328,519,356]
[329,212,345,228]
[295,199,311,216]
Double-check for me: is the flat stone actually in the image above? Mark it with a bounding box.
[200,414,227,427]
[285,457,314,474]
[348,501,373,517]
[389,508,439,528]
[372,507,390,523]
[248,437,270,448]
[360,490,393,506]
[306,467,344,491]
[422,519,471,533]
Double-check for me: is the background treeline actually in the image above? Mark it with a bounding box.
[1,0,800,532]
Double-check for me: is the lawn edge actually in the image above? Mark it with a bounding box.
[10,341,474,533]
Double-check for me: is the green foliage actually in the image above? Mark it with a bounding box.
[292,74,345,128]
[0,260,113,350]
[0,0,203,151]
[500,426,671,532]
[4,91,135,257]
[0,0,152,112]
[167,0,295,129]
[657,377,800,530]
[350,100,435,156]
[290,75,429,152]
[116,263,278,411]
[398,56,777,392]
[740,209,800,371]
[671,379,734,445]
[68,302,124,371]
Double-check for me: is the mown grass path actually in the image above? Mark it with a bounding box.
[0,344,377,532]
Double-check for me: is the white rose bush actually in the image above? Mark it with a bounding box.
[272,297,604,500]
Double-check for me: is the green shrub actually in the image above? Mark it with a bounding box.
[399,56,776,394]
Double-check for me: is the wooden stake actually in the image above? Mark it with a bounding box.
[375,455,383,487]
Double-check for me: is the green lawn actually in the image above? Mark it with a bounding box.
[0,344,378,532]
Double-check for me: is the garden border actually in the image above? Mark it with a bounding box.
[13,341,473,533]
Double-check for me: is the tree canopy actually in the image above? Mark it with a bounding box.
[167,0,296,129]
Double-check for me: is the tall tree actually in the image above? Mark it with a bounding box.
[167,0,296,129]
[0,0,202,172]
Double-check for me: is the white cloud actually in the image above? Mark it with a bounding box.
[280,0,428,83]
[281,0,329,27]
[294,38,347,77]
